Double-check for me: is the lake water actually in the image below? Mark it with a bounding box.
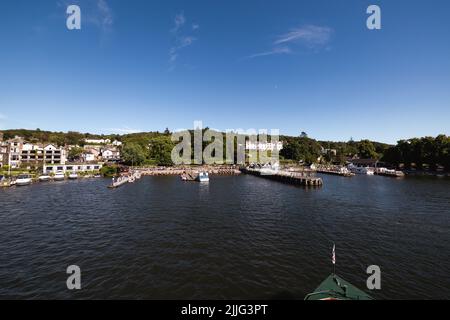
[0,174,449,299]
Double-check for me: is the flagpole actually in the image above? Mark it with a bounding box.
[332,242,336,276]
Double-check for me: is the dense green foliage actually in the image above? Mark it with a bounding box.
[0,129,120,146]
[68,147,84,161]
[100,165,118,177]
[281,136,322,164]
[149,136,175,166]
[382,135,450,170]
[121,143,147,166]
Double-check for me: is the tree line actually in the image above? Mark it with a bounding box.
[382,135,450,170]
[2,129,448,170]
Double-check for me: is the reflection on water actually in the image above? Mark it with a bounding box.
[0,175,449,299]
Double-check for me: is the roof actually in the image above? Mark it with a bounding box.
[305,274,373,300]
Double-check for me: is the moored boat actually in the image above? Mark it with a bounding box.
[196,172,209,182]
[16,174,33,186]
[39,175,51,182]
[54,171,65,181]
[68,172,78,180]
[348,164,375,175]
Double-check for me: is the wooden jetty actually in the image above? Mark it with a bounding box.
[241,167,323,187]
[108,171,142,189]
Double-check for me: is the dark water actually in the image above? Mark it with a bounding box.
[0,174,449,299]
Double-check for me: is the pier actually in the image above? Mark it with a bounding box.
[108,171,142,188]
[241,167,323,187]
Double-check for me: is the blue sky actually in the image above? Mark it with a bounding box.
[0,0,449,144]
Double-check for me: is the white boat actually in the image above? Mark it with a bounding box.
[196,172,210,182]
[16,174,33,186]
[68,172,78,180]
[348,165,374,175]
[38,175,51,182]
[54,171,65,181]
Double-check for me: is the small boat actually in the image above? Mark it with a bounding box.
[68,172,78,180]
[54,171,65,181]
[348,165,375,175]
[196,172,209,182]
[16,174,33,186]
[94,174,102,178]
[181,172,196,181]
[39,175,51,182]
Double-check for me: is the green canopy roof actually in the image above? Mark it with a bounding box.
[305,274,373,300]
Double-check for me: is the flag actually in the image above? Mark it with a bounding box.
[332,244,336,265]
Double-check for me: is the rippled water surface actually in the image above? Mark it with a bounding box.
[1,174,449,299]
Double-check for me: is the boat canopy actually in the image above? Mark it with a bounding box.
[305,274,373,300]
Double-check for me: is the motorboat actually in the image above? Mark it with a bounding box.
[54,171,65,181]
[196,172,210,182]
[68,172,78,180]
[38,175,51,182]
[16,174,33,186]
[348,164,374,175]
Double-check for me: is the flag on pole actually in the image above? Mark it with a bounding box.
[332,244,336,265]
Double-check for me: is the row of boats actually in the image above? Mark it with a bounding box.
[316,164,405,177]
[2,171,101,187]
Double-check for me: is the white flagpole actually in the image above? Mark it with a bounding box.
[332,242,336,275]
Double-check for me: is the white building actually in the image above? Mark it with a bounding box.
[82,152,96,162]
[112,140,122,146]
[101,148,120,160]
[84,138,111,144]
[44,163,103,174]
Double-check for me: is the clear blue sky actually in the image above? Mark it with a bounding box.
[0,0,449,144]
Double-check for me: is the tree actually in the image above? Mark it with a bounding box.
[281,136,321,164]
[100,165,118,177]
[358,140,378,159]
[68,147,84,161]
[122,143,147,166]
[149,136,175,166]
